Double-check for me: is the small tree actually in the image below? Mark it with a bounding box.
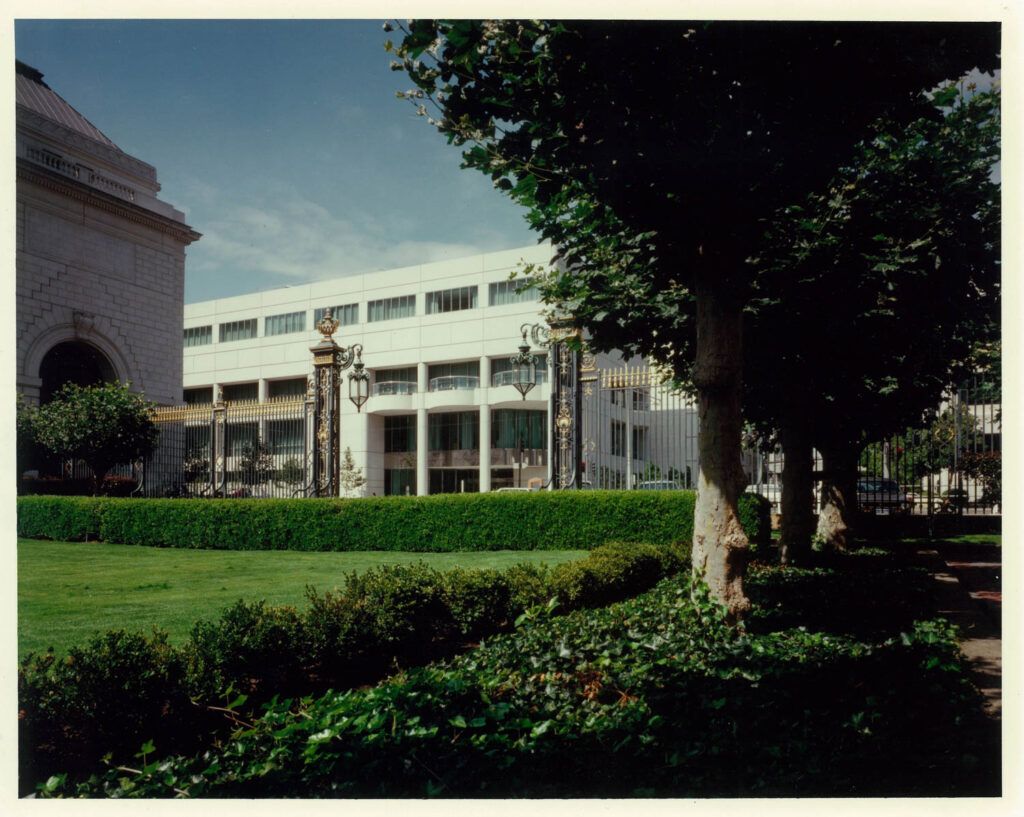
[33,382,158,495]
[16,395,43,477]
[238,437,274,488]
[339,447,366,497]
[277,456,304,487]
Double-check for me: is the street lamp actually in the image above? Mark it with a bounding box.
[510,324,538,400]
[348,346,370,411]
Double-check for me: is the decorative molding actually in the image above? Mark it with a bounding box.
[17,160,201,245]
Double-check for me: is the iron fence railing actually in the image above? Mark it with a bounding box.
[744,378,1001,519]
[143,398,308,498]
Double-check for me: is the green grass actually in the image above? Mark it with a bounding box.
[17,539,586,660]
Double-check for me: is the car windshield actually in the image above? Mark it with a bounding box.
[858,479,899,492]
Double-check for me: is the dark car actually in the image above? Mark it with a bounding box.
[856,477,910,515]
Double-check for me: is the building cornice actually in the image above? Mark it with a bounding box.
[18,159,202,246]
[17,104,159,187]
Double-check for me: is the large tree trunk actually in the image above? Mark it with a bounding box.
[691,274,750,621]
[816,444,859,551]
[778,424,815,564]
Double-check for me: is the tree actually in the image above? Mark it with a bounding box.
[238,437,274,488]
[390,20,998,618]
[743,84,1000,557]
[32,382,158,495]
[339,447,367,497]
[16,396,43,477]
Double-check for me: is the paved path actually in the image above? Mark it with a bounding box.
[916,542,1001,720]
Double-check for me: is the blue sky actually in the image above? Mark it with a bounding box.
[15,19,539,303]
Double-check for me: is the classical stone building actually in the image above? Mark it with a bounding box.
[16,60,200,406]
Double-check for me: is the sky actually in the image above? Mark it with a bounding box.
[15,19,540,303]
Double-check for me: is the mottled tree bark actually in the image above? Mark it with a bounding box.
[691,274,750,621]
[816,444,859,551]
[778,424,815,564]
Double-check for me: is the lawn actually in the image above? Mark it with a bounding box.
[17,538,587,659]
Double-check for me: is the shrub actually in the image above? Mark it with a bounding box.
[548,541,679,610]
[18,629,198,791]
[439,568,513,639]
[18,491,770,554]
[43,574,993,799]
[184,600,308,701]
[341,563,451,659]
[17,495,105,541]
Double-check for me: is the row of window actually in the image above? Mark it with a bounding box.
[183,280,538,347]
[384,410,547,453]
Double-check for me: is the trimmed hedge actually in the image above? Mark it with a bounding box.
[17,491,770,555]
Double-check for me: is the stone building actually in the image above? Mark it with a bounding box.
[16,60,200,406]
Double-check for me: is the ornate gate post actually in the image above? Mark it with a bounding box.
[545,318,595,489]
[307,310,369,498]
[212,387,227,496]
[309,316,343,497]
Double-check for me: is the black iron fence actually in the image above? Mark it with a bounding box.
[141,397,309,498]
[858,381,1001,517]
[744,379,1001,520]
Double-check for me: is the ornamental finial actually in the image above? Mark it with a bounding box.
[317,308,339,340]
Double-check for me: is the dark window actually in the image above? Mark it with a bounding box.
[429,411,479,451]
[314,303,359,326]
[222,383,258,403]
[385,415,417,453]
[491,409,546,449]
[267,378,307,399]
[425,286,478,314]
[265,311,306,336]
[367,295,415,322]
[219,319,257,342]
[184,326,212,347]
[488,278,537,306]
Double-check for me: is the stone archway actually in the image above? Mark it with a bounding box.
[38,340,118,404]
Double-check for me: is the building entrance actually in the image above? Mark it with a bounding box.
[38,341,117,403]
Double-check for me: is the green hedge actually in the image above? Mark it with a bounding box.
[17,491,770,554]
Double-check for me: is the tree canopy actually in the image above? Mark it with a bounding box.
[31,382,158,495]
[390,19,1000,615]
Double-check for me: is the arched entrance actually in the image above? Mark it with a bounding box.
[38,340,117,404]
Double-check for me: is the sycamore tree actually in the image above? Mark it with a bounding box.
[32,382,158,496]
[745,85,1000,559]
[389,20,998,618]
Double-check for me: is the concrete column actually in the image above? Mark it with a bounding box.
[479,354,492,493]
[417,362,429,496]
[417,408,429,496]
[479,403,491,492]
[258,378,269,402]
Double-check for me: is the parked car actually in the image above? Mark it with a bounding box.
[638,480,682,490]
[856,477,910,515]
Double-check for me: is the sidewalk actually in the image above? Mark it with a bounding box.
[915,542,1001,720]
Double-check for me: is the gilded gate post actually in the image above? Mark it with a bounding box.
[309,313,343,497]
[212,386,227,496]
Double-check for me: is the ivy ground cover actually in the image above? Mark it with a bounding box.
[42,548,999,799]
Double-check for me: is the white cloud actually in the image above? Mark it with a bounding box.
[183,182,532,300]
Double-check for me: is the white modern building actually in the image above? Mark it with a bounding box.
[182,244,641,497]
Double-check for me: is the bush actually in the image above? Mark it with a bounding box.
[439,568,513,639]
[18,491,771,555]
[184,601,308,701]
[18,629,200,791]
[43,573,994,799]
[17,495,105,541]
[21,543,686,792]
[548,541,682,610]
